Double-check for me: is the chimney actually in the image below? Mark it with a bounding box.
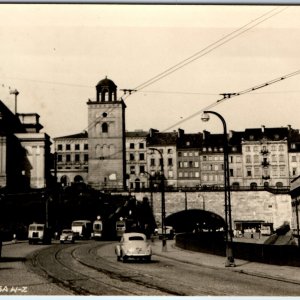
[178,128,184,138]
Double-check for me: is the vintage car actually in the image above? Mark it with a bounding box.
[115,232,152,262]
[60,229,76,244]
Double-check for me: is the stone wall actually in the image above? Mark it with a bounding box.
[131,191,292,230]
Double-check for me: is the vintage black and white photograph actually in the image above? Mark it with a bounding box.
[0,2,300,296]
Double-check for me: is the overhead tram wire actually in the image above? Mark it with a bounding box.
[132,6,288,92]
[162,69,300,132]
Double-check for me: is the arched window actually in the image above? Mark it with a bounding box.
[102,122,108,133]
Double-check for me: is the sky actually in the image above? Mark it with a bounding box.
[1,4,300,139]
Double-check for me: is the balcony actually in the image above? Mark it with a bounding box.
[261,161,270,167]
[261,149,269,155]
[262,175,270,180]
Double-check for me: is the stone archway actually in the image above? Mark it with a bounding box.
[74,175,84,183]
[60,175,70,187]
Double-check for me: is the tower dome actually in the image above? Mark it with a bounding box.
[96,77,117,102]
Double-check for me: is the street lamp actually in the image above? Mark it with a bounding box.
[149,147,167,252]
[201,110,235,267]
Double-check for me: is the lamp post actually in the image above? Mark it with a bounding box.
[201,110,235,267]
[149,147,167,252]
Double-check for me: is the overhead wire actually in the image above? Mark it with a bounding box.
[162,69,300,132]
[132,6,288,92]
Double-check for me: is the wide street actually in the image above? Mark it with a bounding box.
[1,239,300,296]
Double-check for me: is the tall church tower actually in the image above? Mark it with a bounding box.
[87,77,126,190]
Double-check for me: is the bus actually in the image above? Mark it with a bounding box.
[116,218,126,238]
[28,223,51,244]
[71,220,92,239]
[92,219,103,240]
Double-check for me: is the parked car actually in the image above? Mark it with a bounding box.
[156,226,175,240]
[60,229,76,244]
[115,232,152,262]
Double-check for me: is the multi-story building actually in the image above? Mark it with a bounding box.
[0,100,52,191]
[242,126,290,189]
[147,129,178,188]
[177,129,202,188]
[53,131,88,186]
[126,130,148,191]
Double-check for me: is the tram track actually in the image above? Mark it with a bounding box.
[26,241,180,295]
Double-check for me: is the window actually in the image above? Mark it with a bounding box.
[57,144,63,151]
[139,153,145,161]
[189,161,193,168]
[246,146,250,152]
[230,156,233,163]
[293,167,297,176]
[150,158,155,166]
[178,172,183,178]
[178,162,183,168]
[84,144,88,150]
[130,143,135,149]
[271,145,276,151]
[247,168,252,177]
[57,155,62,162]
[66,154,71,162]
[102,123,108,133]
[168,170,173,178]
[194,161,199,168]
[292,156,297,162]
[195,172,200,178]
[178,152,182,157]
[130,166,135,175]
[183,161,188,168]
[168,158,173,166]
[75,154,80,162]
[279,155,284,162]
[130,153,135,161]
[280,166,285,176]
[254,167,260,176]
[236,156,242,163]
[183,152,188,157]
[254,155,259,163]
[279,145,284,151]
[75,144,80,150]
[230,169,234,176]
[184,172,188,177]
[139,143,144,149]
[291,143,296,149]
[140,165,145,174]
[84,154,88,162]
[168,149,173,154]
[66,144,71,151]
[203,156,207,161]
[254,146,258,151]
[272,155,277,162]
[246,155,251,163]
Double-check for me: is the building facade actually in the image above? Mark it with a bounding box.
[87,78,126,190]
[0,100,52,191]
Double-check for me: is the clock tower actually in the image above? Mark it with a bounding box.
[87,77,126,190]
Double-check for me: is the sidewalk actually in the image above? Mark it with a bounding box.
[151,239,300,285]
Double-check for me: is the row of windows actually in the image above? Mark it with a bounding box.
[244,145,285,152]
[128,153,145,161]
[150,158,173,166]
[178,161,199,168]
[57,154,89,162]
[57,143,88,151]
[127,142,145,149]
[245,154,286,163]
